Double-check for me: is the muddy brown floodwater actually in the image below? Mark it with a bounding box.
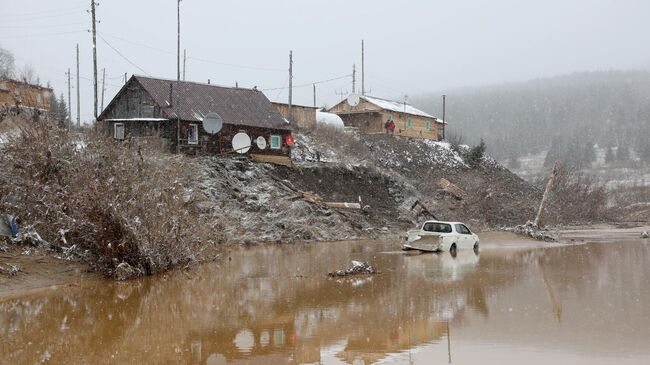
[1,231,650,365]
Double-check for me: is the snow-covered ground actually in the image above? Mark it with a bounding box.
[509,147,650,189]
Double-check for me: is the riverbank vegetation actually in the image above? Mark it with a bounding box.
[0,117,217,279]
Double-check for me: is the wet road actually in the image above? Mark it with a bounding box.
[1,235,649,364]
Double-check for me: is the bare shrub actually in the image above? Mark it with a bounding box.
[0,118,218,278]
[538,163,608,224]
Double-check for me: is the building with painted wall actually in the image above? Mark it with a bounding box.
[328,95,444,140]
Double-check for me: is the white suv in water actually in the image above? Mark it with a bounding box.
[403,221,480,253]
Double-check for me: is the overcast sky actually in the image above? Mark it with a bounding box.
[2,0,649,122]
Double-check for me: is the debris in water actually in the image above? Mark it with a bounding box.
[328,260,376,277]
[0,264,20,276]
[504,221,556,242]
[641,231,649,239]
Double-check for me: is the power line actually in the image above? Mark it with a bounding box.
[3,30,86,39]
[97,34,151,77]
[261,74,352,91]
[0,6,86,18]
[98,32,285,72]
[0,10,84,22]
[0,22,87,29]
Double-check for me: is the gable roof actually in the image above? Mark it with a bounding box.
[100,76,291,131]
[360,95,435,119]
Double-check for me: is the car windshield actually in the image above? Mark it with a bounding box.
[423,222,452,233]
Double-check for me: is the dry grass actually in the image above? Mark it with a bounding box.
[0,117,219,278]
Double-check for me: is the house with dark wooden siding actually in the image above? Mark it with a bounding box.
[98,75,293,157]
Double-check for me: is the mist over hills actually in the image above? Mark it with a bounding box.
[414,70,650,163]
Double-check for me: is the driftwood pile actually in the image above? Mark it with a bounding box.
[328,260,376,277]
[505,221,557,242]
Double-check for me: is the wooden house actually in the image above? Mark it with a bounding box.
[272,102,318,130]
[0,79,53,117]
[98,76,293,158]
[328,95,445,140]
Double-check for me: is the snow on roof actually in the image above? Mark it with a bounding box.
[316,110,344,128]
[104,118,169,122]
[361,95,435,119]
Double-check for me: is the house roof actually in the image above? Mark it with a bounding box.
[360,95,435,119]
[102,76,291,131]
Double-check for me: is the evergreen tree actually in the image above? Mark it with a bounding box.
[544,138,561,167]
[616,145,630,162]
[49,93,59,121]
[466,139,486,168]
[605,147,615,163]
[57,93,69,126]
[582,140,597,165]
[640,143,650,165]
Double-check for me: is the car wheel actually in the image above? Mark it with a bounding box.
[450,243,457,254]
[473,241,479,250]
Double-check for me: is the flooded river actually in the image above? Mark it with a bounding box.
[1,235,649,364]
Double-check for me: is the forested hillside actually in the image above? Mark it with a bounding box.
[414,71,650,165]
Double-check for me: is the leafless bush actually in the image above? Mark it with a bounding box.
[538,163,608,224]
[311,124,369,160]
[0,118,218,278]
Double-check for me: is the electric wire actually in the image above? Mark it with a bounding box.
[97,34,151,77]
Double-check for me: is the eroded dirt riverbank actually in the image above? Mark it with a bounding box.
[2,227,650,364]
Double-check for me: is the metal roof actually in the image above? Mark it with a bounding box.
[131,76,291,131]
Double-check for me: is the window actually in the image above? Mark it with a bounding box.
[114,123,125,140]
[188,124,198,145]
[270,135,282,150]
[455,224,472,235]
[407,118,413,129]
[425,120,431,130]
[423,222,452,233]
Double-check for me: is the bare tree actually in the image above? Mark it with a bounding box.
[19,64,38,85]
[0,46,15,79]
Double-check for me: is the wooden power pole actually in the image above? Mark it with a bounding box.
[76,44,80,127]
[352,64,356,94]
[177,0,181,81]
[91,0,98,121]
[183,49,187,81]
[100,68,106,112]
[361,40,365,96]
[66,68,71,129]
[442,94,446,140]
[313,83,316,108]
[288,50,293,121]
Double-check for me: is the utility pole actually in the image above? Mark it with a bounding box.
[124,73,127,84]
[183,49,187,81]
[288,50,293,121]
[100,68,106,112]
[313,83,316,108]
[76,44,80,127]
[66,68,71,129]
[91,0,98,121]
[442,94,446,140]
[352,64,356,94]
[177,0,181,81]
[361,39,365,96]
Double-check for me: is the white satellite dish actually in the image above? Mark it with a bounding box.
[202,112,223,134]
[232,132,251,154]
[256,136,267,150]
[347,93,360,107]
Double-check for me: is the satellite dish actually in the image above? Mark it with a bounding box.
[256,136,267,150]
[232,132,251,154]
[347,93,360,107]
[202,112,223,134]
